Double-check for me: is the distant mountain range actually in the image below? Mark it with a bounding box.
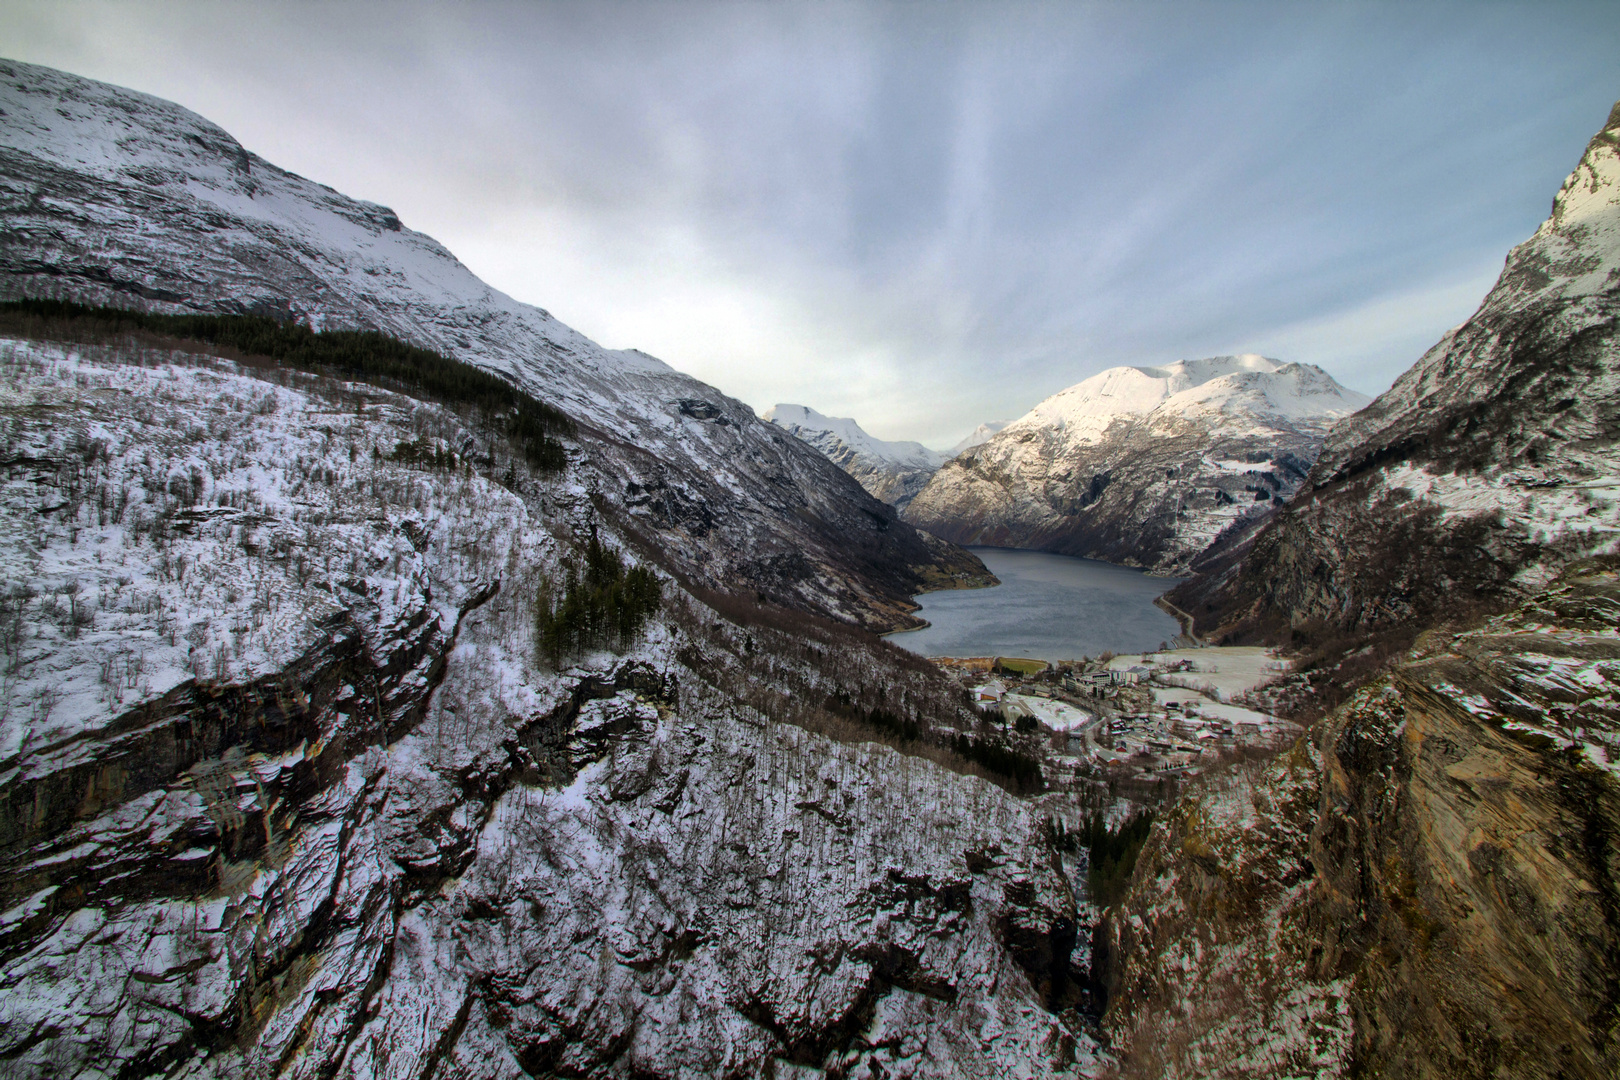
[762,404,948,509]
[903,355,1369,573]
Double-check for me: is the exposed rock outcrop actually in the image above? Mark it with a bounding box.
[1094,561,1620,1078]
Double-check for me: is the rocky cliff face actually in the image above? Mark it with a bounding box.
[1091,739,1349,1077]
[763,404,948,511]
[904,356,1368,575]
[1094,560,1620,1078]
[1171,101,1620,638]
[0,59,991,634]
[0,334,1093,1078]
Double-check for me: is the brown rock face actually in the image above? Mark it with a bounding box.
[1306,563,1620,1078]
[1095,563,1620,1078]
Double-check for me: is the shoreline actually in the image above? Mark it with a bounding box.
[1153,593,1203,644]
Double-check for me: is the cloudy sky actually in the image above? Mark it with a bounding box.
[5,2,1620,447]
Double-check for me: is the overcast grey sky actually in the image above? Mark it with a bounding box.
[5,2,1619,447]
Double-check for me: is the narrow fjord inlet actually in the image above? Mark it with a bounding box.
[892,549,1183,661]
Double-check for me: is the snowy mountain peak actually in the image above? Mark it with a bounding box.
[948,420,1014,457]
[763,403,948,508]
[906,355,1370,573]
[1008,355,1368,445]
[764,404,946,470]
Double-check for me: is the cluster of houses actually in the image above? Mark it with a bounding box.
[1061,664,1168,695]
[949,651,1284,782]
[1099,707,1258,772]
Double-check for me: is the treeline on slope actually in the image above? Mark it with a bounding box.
[536,530,662,664]
[1054,811,1154,908]
[949,732,1044,793]
[827,695,1044,794]
[826,691,922,743]
[0,298,572,471]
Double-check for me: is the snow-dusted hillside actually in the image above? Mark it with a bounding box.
[0,58,990,633]
[905,355,1369,574]
[764,404,948,509]
[1172,99,1620,635]
[0,336,1092,1078]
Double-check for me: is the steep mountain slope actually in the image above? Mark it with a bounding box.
[764,404,948,510]
[904,356,1369,574]
[1170,100,1620,638]
[0,333,1094,1078]
[1094,560,1620,1079]
[0,59,989,633]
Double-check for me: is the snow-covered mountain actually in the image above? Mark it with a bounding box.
[763,403,948,509]
[1171,98,1620,636]
[0,58,990,633]
[0,62,1086,1077]
[949,419,1013,457]
[904,355,1370,574]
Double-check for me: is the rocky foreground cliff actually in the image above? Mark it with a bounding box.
[1095,559,1620,1079]
[0,333,1091,1078]
[0,60,1102,1079]
[905,356,1368,575]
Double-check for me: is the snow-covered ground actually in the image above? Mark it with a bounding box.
[0,337,554,766]
[0,334,1097,1078]
[1109,646,1289,703]
[1003,692,1094,732]
[1147,686,1279,732]
[1380,463,1620,559]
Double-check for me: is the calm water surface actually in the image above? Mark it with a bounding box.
[892,548,1183,661]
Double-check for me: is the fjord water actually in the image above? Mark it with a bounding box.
[894,548,1183,660]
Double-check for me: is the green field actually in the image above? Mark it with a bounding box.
[995,656,1049,676]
